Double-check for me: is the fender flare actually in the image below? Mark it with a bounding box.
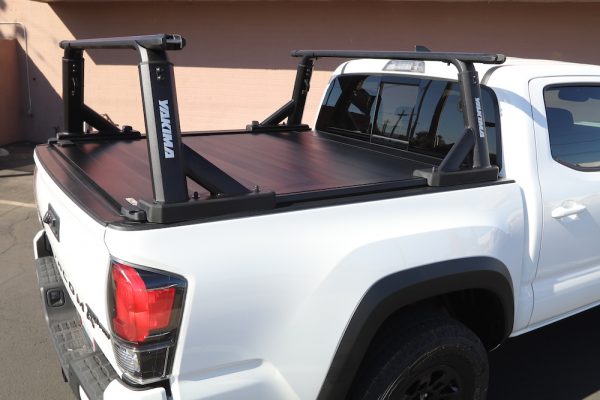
[317,256,514,399]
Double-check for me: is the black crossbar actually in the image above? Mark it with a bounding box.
[291,50,505,65]
[60,34,185,52]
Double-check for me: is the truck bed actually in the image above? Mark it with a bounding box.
[35,129,431,225]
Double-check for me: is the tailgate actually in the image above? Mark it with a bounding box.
[34,154,118,376]
[35,152,182,400]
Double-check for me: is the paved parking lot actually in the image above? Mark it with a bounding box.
[1,142,600,399]
[488,311,600,400]
[0,143,71,399]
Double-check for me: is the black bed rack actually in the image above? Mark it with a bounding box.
[270,49,506,186]
[55,34,505,224]
[57,34,275,224]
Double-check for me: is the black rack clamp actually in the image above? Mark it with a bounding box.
[60,34,275,223]
[290,50,505,186]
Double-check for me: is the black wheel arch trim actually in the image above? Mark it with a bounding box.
[316,256,514,400]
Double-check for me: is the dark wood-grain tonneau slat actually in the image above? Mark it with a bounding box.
[37,130,430,225]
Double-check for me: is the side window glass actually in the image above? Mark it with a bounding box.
[410,82,462,157]
[409,82,499,164]
[410,80,448,149]
[481,88,498,164]
[544,86,600,169]
[316,75,379,139]
[323,78,342,108]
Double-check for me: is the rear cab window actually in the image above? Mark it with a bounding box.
[316,74,501,167]
[544,85,600,170]
[317,75,379,140]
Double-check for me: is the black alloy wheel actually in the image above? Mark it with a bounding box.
[349,313,488,400]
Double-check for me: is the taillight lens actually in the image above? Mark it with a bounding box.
[112,263,176,342]
[109,260,186,384]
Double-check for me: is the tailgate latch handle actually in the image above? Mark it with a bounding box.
[43,204,60,241]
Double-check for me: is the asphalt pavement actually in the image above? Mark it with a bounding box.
[1,142,600,400]
[0,143,71,399]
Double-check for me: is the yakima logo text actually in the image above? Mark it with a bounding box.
[158,99,175,158]
[474,97,485,138]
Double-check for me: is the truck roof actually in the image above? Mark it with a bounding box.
[334,57,600,84]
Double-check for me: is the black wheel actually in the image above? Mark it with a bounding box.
[349,313,488,400]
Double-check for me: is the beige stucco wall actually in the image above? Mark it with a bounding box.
[0,39,20,146]
[4,1,600,143]
[29,0,600,3]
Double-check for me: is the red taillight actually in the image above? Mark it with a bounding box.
[111,262,176,342]
[109,260,186,384]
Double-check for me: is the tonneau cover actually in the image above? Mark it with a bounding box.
[35,130,430,225]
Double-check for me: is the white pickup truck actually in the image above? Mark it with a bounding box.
[32,34,600,400]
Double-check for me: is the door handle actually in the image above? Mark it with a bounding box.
[551,201,586,219]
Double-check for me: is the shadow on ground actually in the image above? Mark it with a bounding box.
[489,305,600,400]
[0,142,34,174]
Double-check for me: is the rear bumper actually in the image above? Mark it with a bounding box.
[34,231,167,400]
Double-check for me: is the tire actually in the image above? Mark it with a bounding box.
[349,313,489,400]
